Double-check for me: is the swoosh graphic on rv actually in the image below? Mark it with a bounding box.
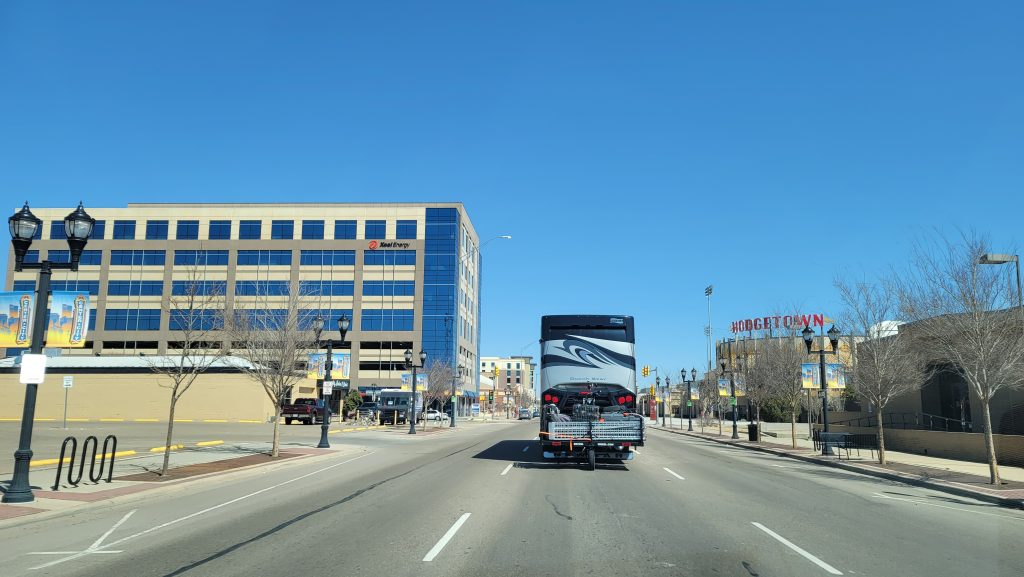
[542,338,633,370]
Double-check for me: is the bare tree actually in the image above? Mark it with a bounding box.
[148,267,227,476]
[227,287,318,458]
[423,360,454,427]
[835,277,931,464]
[896,231,1024,484]
[758,329,808,448]
[696,373,719,434]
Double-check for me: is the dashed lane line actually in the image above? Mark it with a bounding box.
[500,463,513,476]
[423,513,471,562]
[751,522,842,575]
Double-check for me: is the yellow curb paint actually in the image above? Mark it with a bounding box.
[150,444,185,452]
[355,427,367,431]
[341,428,355,432]
[196,440,224,447]
[100,418,124,422]
[67,418,89,422]
[328,429,340,434]
[36,418,57,422]
[30,450,136,467]
[134,419,159,422]
[203,419,228,423]
[173,419,193,423]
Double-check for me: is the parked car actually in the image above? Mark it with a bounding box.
[425,409,447,422]
[358,402,379,418]
[532,409,539,418]
[281,398,325,425]
[519,408,532,420]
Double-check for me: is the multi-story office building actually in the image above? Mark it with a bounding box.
[479,355,536,411]
[4,203,482,395]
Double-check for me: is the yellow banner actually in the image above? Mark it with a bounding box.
[47,292,90,348]
[0,292,33,348]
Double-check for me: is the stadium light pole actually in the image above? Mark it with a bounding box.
[4,202,94,504]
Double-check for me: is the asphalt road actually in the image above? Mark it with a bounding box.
[2,422,1023,577]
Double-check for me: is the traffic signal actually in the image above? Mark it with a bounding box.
[488,391,494,402]
[494,366,501,378]
[649,385,655,397]
[642,365,650,377]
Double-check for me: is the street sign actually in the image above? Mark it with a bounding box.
[63,376,73,389]
[20,354,47,384]
[730,397,738,406]
[686,401,693,407]
[322,381,334,396]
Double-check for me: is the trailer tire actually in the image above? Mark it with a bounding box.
[587,448,596,471]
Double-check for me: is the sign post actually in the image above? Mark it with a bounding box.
[62,376,73,429]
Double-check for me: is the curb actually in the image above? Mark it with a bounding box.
[652,427,1024,510]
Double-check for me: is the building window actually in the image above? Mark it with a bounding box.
[361,309,414,331]
[104,309,162,331]
[113,220,136,240]
[109,250,165,266]
[362,280,415,296]
[145,220,169,240]
[299,309,354,330]
[172,280,226,296]
[50,221,67,240]
[176,220,199,240]
[299,250,355,266]
[299,280,354,296]
[23,250,40,264]
[364,220,386,240]
[237,250,292,266]
[239,220,262,240]
[107,281,164,296]
[173,250,229,266]
[47,250,71,263]
[235,281,290,296]
[516,363,521,369]
[13,280,35,291]
[50,280,99,295]
[209,220,231,240]
[396,220,417,239]
[233,309,289,330]
[169,310,223,331]
[271,220,294,240]
[334,220,357,239]
[91,220,105,240]
[363,250,416,266]
[302,220,324,240]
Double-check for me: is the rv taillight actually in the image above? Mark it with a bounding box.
[617,396,625,404]
[543,394,551,402]
[625,395,633,403]
[551,396,559,403]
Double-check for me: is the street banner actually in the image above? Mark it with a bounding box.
[801,363,816,389]
[47,291,90,348]
[733,375,747,397]
[801,362,847,389]
[307,352,351,380]
[401,373,428,389]
[717,378,730,397]
[690,390,699,400]
[0,291,33,348]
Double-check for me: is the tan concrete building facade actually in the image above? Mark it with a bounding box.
[479,355,536,414]
[3,202,484,416]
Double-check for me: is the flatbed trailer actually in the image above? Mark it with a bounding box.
[543,416,645,470]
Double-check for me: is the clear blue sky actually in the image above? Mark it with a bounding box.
[2,1,1022,379]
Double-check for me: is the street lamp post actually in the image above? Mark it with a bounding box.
[720,359,740,439]
[979,253,1023,321]
[682,368,697,432]
[404,349,426,434]
[450,364,463,428]
[4,202,94,504]
[312,314,350,449]
[803,324,841,456]
[663,376,671,427]
[504,385,512,419]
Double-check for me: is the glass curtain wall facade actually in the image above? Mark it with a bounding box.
[422,208,459,372]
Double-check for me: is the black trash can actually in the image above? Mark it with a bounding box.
[747,423,759,441]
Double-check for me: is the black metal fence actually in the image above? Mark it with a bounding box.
[832,412,972,433]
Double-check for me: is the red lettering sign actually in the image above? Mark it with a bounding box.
[729,313,827,333]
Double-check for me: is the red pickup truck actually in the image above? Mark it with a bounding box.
[281,398,326,425]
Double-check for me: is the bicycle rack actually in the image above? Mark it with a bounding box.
[52,434,118,491]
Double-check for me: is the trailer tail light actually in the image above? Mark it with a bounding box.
[552,396,559,403]
[552,441,562,447]
[626,395,634,403]
[617,396,625,404]
[543,394,551,402]
[622,442,631,447]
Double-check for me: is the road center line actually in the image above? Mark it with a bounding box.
[871,493,1024,520]
[423,513,471,562]
[500,463,514,476]
[751,522,842,575]
[663,467,685,480]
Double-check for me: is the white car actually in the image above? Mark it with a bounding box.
[424,409,447,422]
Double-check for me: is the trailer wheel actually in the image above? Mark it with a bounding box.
[587,448,596,471]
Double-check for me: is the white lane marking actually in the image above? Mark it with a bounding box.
[871,493,1024,520]
[751,522,843,575]
[522,446,529,453]
[663,467,685,480]
[47,451,375,565]
[500,463,514,476]
[423,513,472,562]
[29,509,136,570]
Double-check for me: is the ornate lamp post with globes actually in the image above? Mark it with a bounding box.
[312,314,350,449]
[404,348,426,434]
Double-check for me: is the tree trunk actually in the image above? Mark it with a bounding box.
[755,404,762,442]
[161,395,177,476]
[272,405,281,458]
[980,398,1001,485]
[790,407,797,449]
[877,415,886,465]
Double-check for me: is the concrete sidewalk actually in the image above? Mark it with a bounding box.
[652,419,1024,508]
